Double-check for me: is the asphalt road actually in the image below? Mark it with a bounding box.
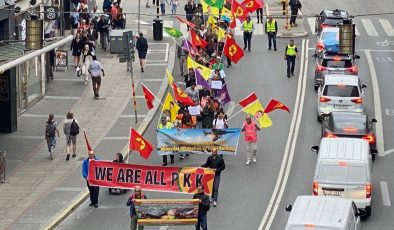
[56,0,394,229]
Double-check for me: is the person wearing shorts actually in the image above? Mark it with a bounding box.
[136,32,148,72]
[63,111,79,160]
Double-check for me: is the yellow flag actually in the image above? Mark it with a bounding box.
[207,15,217,26]
[187,56,211,80]
[222,7,235,25]
[162,92,180,123]
[201,0,220,17]
[166,68,174,85]
[217,27,226,41]
[243,100,273,128]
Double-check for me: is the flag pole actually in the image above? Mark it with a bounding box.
[141,82,164,106]
[226,107,245,121]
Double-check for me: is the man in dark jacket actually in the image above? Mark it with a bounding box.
[127,186,146,230]
[201,148,225,207]
[97,15,109,49]
[136,32,149,72]
[193,185,210,230]
[184,0,196,30]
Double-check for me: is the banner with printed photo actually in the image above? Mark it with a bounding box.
[157,128,241,156]
[135,199,199,226]
[87,161,215,195]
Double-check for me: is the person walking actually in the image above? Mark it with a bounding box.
[185,83,200,103]
[184,0,196,30]
[242,16,254,52]
[45,113,60,160]
[177,40,187,76]
[70,33,84,69]
[87,23,98,52]
[82,150,100,208]
[63,111,79,161]
[158,117,174,166]
[80,44,94,84]
[284,39,298,78]
[193,185,210,230]
[160,0,168,15]
[289,0,301,27]
[136,32,148,72]
[265,16,278,51]
[242,115,260,165]
[127,186,146,230]
[201,148,225,207]
[88,55,105,99]
[256,0,263,23]
[212,110,228,129]
[170,0,179,16]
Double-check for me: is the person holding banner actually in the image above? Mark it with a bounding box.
[242,115,261,165]
[127,186,147,230]
[193,185,210,230]
[201,148,225,207]
[158,117,175,166]
[176,110,196,159]
[82,151,100,208]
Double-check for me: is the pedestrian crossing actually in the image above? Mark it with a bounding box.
[306,17,394,37]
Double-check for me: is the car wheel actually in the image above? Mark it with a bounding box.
[365,206,371,217]
[317,114,322,122]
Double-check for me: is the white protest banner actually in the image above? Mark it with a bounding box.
[211,80,223,89]
[188,106,200,115]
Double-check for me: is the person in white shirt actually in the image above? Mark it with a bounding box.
[88,56,105,99]
[212,110,228,129]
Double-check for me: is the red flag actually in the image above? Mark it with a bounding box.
[172,83,196,106]
[83,130,93,152]
[176,16,196,29]
[232,0,249,22]
[241,0,262,13]
[264,99,291,113]
[239,92,258,107]
[190,29,207,48]
[141,83,155,110]
[129,128,154,159]
[224,37,244,64]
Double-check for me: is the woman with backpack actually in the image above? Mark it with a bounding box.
[45,114,60,160]
[63,111,80,161]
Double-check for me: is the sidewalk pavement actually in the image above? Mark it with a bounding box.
[0,1,180,227]
[265,0,308,37]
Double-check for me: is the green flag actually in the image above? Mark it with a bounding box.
[204,0,224,9]
[163,27,183,38]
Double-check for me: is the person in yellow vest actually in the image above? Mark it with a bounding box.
[242,16,254,52]
[284,39,299,78]
[158,116,174,166]
[264,16,278,51]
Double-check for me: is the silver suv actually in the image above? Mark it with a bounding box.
[317,75,366,122]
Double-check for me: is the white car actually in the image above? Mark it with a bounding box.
[317,74,366,121]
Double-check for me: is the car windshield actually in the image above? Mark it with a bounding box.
[320,165,367,183]
[323,18,343,26]
[323,85,359,97]
[333,115,367,132]
[321,31,339,42]
[323,59,353,68]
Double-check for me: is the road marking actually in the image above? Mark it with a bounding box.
[385,109,394,115]
[355,26,360,36]
[44,96,80,100]
[258,39,308,230]
[380,181,392,206]
[383,149,394,156]
[102,136,129,140]
[379,19,394,37]
[307,17,316,34]
[158,226,168,230]
[133,20,150,25]
[365,50,385,156]
[53,187,84,192]
[361,19,379,36]
[235,18,265,36]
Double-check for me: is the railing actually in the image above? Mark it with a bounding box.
[0,151,7,183]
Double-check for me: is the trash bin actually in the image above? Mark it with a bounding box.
[153,18,163,41]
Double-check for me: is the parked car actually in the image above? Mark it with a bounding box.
[285,195,362,230]
[311,138,373,217]
[314,53,360,91]
[315,9,352,35]
[317,75,366,121]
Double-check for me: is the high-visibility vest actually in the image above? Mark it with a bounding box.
[266,20,276,32]
[286,45,297,56]
[243,20,253,32]
[158,122,173,129]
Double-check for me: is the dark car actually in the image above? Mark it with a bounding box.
[321,112,378,160]
[314,53,360,90]
[315,9,352,35]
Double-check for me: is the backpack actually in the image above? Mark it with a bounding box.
[46,122,56,138]
[69,119,80,136]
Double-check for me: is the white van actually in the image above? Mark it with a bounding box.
[311,138,372,217]
[285,196,361,230]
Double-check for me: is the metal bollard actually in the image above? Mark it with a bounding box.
[0,151,7,183]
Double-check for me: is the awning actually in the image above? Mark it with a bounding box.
[0,35,73,74]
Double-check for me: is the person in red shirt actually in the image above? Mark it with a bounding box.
[242,115,260,165]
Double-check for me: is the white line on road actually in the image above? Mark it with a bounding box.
[258,39,308,230]
[158,226,168,230]
[383,149,394,156]
[307,17,316,34]
[379,19,394,37]
[365,50,385,156]
[361,19,379,36]
[380,181,392,206]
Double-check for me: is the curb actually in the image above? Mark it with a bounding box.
[277,31,308,38]
[42,43,176,230]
